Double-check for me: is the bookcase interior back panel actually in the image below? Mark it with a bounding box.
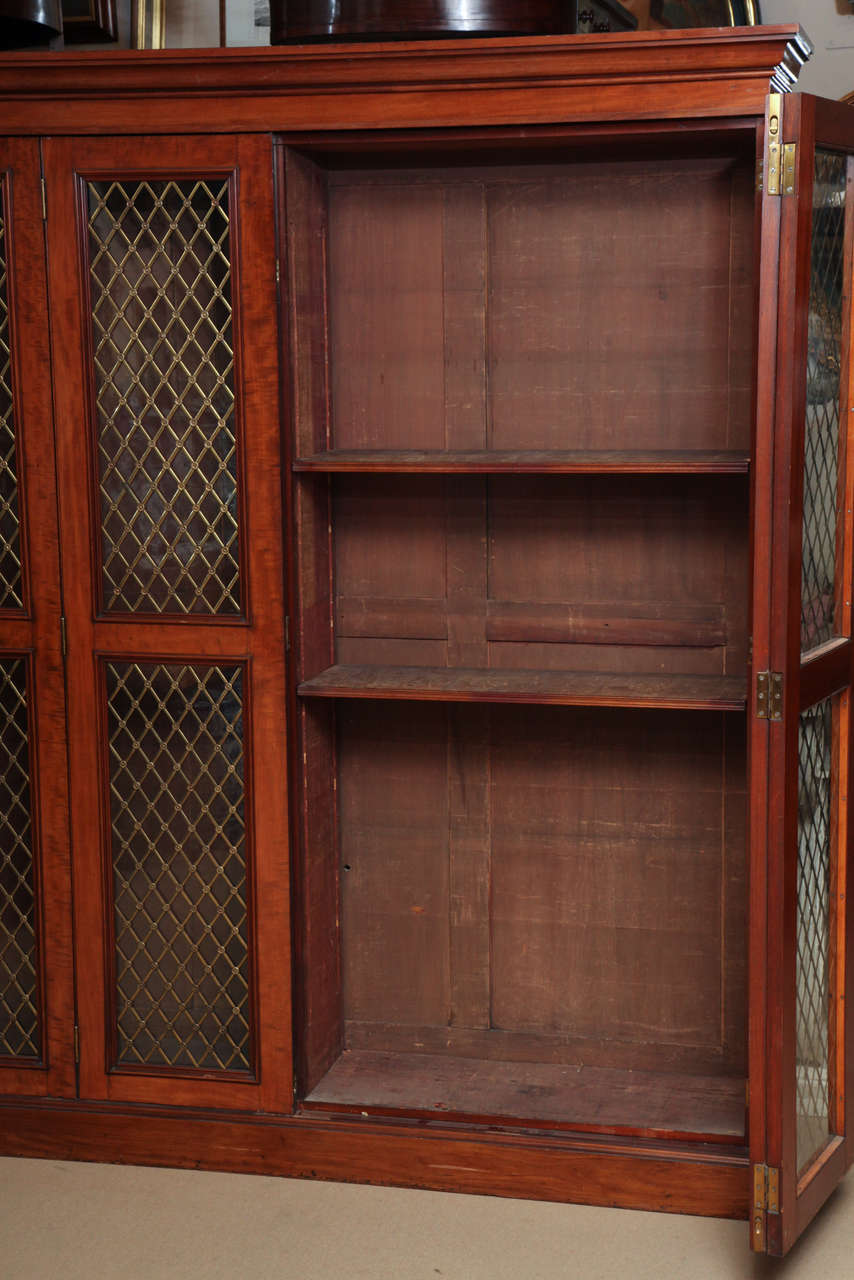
[326,154,754,453]
[333,474,748,676]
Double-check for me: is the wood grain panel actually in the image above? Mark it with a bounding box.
[338,701,451,1027]
[0,1098,753,1221]
[307,1049,745,1140]
[487,159,748,451]
[335,699,747,1102]
[329,183,446,449]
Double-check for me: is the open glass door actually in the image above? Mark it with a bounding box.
[752,92,854,1255]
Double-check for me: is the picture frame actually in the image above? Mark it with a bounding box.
[650,1,761,25]
[131,0,165,47]
[61,0,117,42]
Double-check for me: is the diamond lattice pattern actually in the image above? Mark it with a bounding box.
[107,662,251,1072]
[88,179,240,616]
[802,152,847,654]
[0,658,39,1058]
[0,182,24,610]
[797,698,834,1172]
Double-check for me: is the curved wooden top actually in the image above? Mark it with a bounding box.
[0,25,811,135]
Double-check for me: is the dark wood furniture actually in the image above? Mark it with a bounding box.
[0,25,852,1257]
[270,1,637,42]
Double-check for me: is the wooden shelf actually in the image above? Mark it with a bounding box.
[298,665,747,711]
[304,1050,746,1143]
[293,449,751,475]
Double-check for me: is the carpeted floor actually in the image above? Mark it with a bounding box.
[1,1156,853,1278]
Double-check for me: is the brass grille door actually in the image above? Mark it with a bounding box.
[752,96,854,1254]
[0,140,75,1098]
[44,137,291,1111]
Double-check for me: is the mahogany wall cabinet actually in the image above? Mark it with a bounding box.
[0,24,852,1256]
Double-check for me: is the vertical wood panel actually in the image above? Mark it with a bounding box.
[0,139,75,1099]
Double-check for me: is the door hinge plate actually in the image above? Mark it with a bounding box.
[767,141,781,196]
[73,1024,79,1064]
[40,177,47,221]
[766,93,781,196]
[756,671,783,720]
[782,143,797,197]
[751,1164,780,1252]
[60,615,67,658]
[766,143,797,198]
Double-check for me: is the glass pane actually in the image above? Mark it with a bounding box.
[106,661,251,1072]
[796,697,835,1172]
[0,658,39,1058]
[0,180,24,610]
[801,151,846,654]
[87,179,240,616]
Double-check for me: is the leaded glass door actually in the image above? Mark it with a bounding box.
[43,136,292,1110]
[0,140,75,1098]
[751,94,854,1255]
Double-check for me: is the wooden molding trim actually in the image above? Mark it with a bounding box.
[0,1099,751,1220]
[0,25,811,135]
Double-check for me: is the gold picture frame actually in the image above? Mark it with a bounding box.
[131,0,165,48]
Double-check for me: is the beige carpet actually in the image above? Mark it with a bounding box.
[1,1156,852,1278]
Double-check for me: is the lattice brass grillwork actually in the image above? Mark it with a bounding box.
[0,182,24,610]
[796,697,834,1172]
[801,151,846,654]
[87,179,240,616]
[0,658,39,1059]
[106,661,251,1072]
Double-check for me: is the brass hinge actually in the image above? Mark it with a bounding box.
[756,671,783,720]
[73,1024,79,1064]
[751,1164,780,1252]
[40,177,47,221]
[60,615,67,658]
[276,259,281,285]
[782,143,797,197]
[766,93,782,196]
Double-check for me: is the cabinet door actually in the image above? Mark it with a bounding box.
[43,136,292,1111]
[751,93,854,1255]
[0,141,75,1098]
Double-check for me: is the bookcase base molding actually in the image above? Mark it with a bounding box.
[0,1101,750,1221]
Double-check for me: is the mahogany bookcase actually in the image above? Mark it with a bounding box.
[0,24,851,1256]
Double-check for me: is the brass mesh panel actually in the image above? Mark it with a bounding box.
[107,661,251,1072]
[801,152,846,654]
[0,658,39,1058]
[796,697,833,1172]
[87,179,240,616]
[0,181,24,610]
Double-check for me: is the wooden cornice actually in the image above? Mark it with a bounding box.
[0,24,812,135]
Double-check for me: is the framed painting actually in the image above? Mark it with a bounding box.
[650,1,760,25]
[61,0,117,42]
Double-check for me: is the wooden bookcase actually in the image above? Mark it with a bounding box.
[0,24,853,1257]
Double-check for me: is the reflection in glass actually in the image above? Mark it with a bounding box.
[796,698,834,1171]
[801,152,846,653]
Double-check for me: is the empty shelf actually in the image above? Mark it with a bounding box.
[297,665,747,710]
[304,1050,746,1142]
[293,449,750,474]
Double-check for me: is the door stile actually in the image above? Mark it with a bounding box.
[759,93,854,1254]
[44,135,293,1113]
[748,101,784,1237]
[0,139,75,1099]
